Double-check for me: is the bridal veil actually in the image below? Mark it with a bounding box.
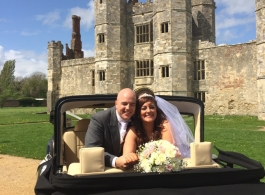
[155,96,194,157]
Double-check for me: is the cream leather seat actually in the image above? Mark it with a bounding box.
[67,147,134,176]
[63,119,90,168]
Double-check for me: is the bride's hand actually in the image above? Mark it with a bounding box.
[115,153,138,169]
[124,152,139,164]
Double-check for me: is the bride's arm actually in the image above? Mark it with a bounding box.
[123,128,138,155]
[161,120,174,144]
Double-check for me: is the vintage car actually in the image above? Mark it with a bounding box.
[35,94,265,195]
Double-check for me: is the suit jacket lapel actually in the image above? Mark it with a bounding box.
[109,107,121,156]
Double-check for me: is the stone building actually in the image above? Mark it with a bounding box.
[47,0,265,120]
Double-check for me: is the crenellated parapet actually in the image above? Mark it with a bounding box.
[48,40,63,48]
[61,57,95,67]
[128,0,138,4]
[191,0,216,6]
[47,40,63,70]
[131,1,153,15]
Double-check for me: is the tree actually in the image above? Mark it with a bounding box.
[13,76,27,98]
[0,60,15,90]
[0,60,16,107]
[21,72,48,98]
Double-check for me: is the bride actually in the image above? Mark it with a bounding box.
[123,88,194,158]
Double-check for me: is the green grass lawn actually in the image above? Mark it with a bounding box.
[0,107,49,125]
[204,115,265,164]
[0,123,53,159]
[0,107,53,159]
[0,108,264,182]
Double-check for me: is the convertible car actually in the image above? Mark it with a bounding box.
[34,94,265,195]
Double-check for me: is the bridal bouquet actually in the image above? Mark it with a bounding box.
[134,140,184,173]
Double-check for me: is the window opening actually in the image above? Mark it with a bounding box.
[161,66,169,77]
[99,70,105,81]
[135,60,154,77]
[194,92,205,102]
[161,22,169,33]
[135,22,153,43]
[98,34,105,43]
[194,60,205,80]
[91,70,95,86]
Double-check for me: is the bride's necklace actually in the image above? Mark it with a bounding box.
[147,132,154,141]
[149,135,154,141]
[143,124,154,141]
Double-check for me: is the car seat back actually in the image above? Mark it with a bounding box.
[63,119,90,167]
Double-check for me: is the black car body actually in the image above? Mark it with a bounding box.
[35,95,265,195]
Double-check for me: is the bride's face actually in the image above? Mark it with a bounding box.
[140,101,157,123]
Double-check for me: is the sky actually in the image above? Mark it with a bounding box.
[0,0,256,78]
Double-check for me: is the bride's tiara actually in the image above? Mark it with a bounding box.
[138,93,154,100]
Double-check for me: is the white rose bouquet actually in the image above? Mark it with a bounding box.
[134,140,184,173]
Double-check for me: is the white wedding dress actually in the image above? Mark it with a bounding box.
[155,96,194,158]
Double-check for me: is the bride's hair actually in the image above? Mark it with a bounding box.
[134,89,167,146]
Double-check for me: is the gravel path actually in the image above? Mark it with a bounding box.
[0,154,41,195]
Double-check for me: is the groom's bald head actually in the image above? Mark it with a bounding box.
[115,88,136,121]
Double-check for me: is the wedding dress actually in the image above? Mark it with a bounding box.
[155,96,194,158]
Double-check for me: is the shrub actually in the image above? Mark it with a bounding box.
[17,97,41,107]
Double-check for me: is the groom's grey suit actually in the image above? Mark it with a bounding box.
[85,106,122,167]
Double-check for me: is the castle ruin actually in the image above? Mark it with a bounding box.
[47,0,265,120]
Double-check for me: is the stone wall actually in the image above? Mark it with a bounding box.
[59,57,95,97]
[194,41,258,115]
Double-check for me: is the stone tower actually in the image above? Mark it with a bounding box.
[94,0,130,94]
[256,0,265,120]
[191,0,216,43]
[47,41,63,113]
[153,0,193,96]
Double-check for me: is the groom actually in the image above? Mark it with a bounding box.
[85,88,138,169]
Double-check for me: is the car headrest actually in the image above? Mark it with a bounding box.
[74,119,90,132]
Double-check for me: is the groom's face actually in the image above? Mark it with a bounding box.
[115,90,136,121]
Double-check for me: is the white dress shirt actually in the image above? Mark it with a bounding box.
[111,111,130,167]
